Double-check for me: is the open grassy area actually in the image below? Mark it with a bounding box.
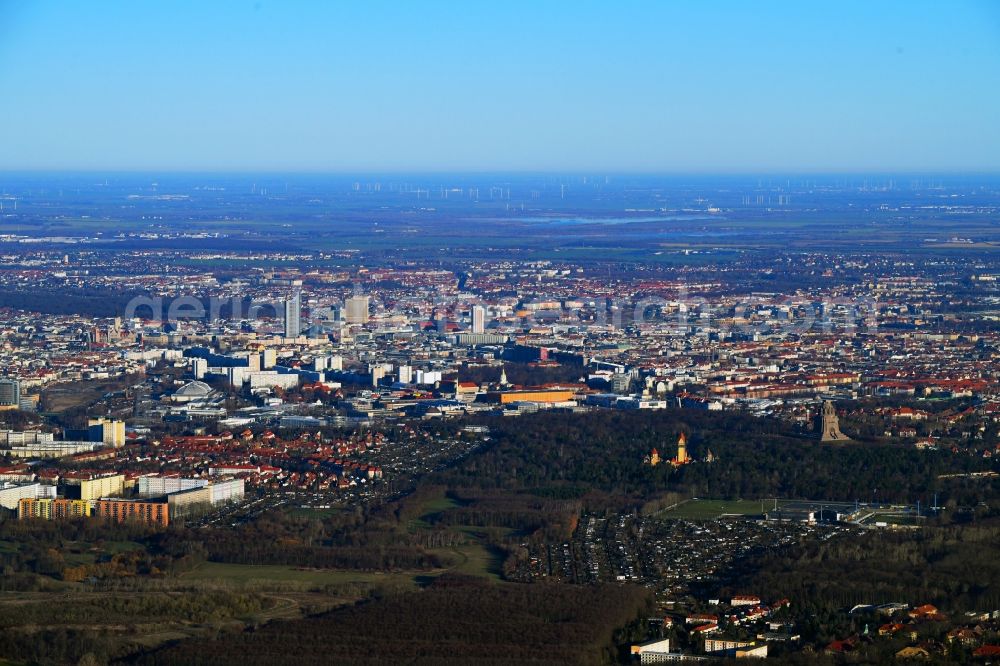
[419,495,463,515]
[180,562,420,588]
[446,542,505,582]
[102,540,147,554]
[180,547,505,591]
[179,551,505,591]
[400,490,505,580]
[283,505,344,519]
[866,512,926,526]
[406,492,463,531]
[659,498,786,520]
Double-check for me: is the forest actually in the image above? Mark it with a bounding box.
[129,575,652,666]
[443,409,998,509]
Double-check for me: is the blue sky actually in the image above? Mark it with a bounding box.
[1,0,999,172]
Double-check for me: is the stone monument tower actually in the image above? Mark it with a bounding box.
[817,400,850,442]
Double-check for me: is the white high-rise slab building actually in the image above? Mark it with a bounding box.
[471,305,486,334]
[284,293,301,338]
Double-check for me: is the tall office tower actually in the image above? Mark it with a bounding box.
[345,295,370,324]
[471,305,486,334]
[284,293,301,338]
[260,348,277,369]
[0,378,20,410]
[397,365,413,384]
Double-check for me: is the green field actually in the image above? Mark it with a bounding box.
[181,542,502,588]
[659,498,787,520]
[283,505,344,519]
[866,512,925,527]
[407,494,463,531]
[448,542,505,581]
[180,562,422,589]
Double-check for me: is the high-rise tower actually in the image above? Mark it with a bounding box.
[471,305,486,334]
[345,295,370,324]
[284,293,301,338]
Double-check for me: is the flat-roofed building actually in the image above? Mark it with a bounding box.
[167,486,213,516]
[7,442,103,458]
[94,499,169,527]
[0,482,56,510]
[0,430,53,446]
[79,474,125,501]
[18,498,92,520]
[0,379,20,411]
[490,389,577,404]
[209,478,244,504]
[137,476,208,497]
[88,418,126,448]
[153,478,244,518]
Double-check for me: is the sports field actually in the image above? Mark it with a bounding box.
[660,498,871,521]
[659,498,785,519]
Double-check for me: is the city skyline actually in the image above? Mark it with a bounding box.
[2,4,1000,664]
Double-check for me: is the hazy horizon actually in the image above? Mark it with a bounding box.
[2,169,1000,178]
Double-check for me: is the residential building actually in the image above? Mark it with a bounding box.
[77,474,125,501]
[0,378,20,410]
[88,417,126,448]
[18,498,92,520]
[0,482,56,510]
[93,499,169,527]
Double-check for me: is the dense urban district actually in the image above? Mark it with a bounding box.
[1,174,1000,664]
